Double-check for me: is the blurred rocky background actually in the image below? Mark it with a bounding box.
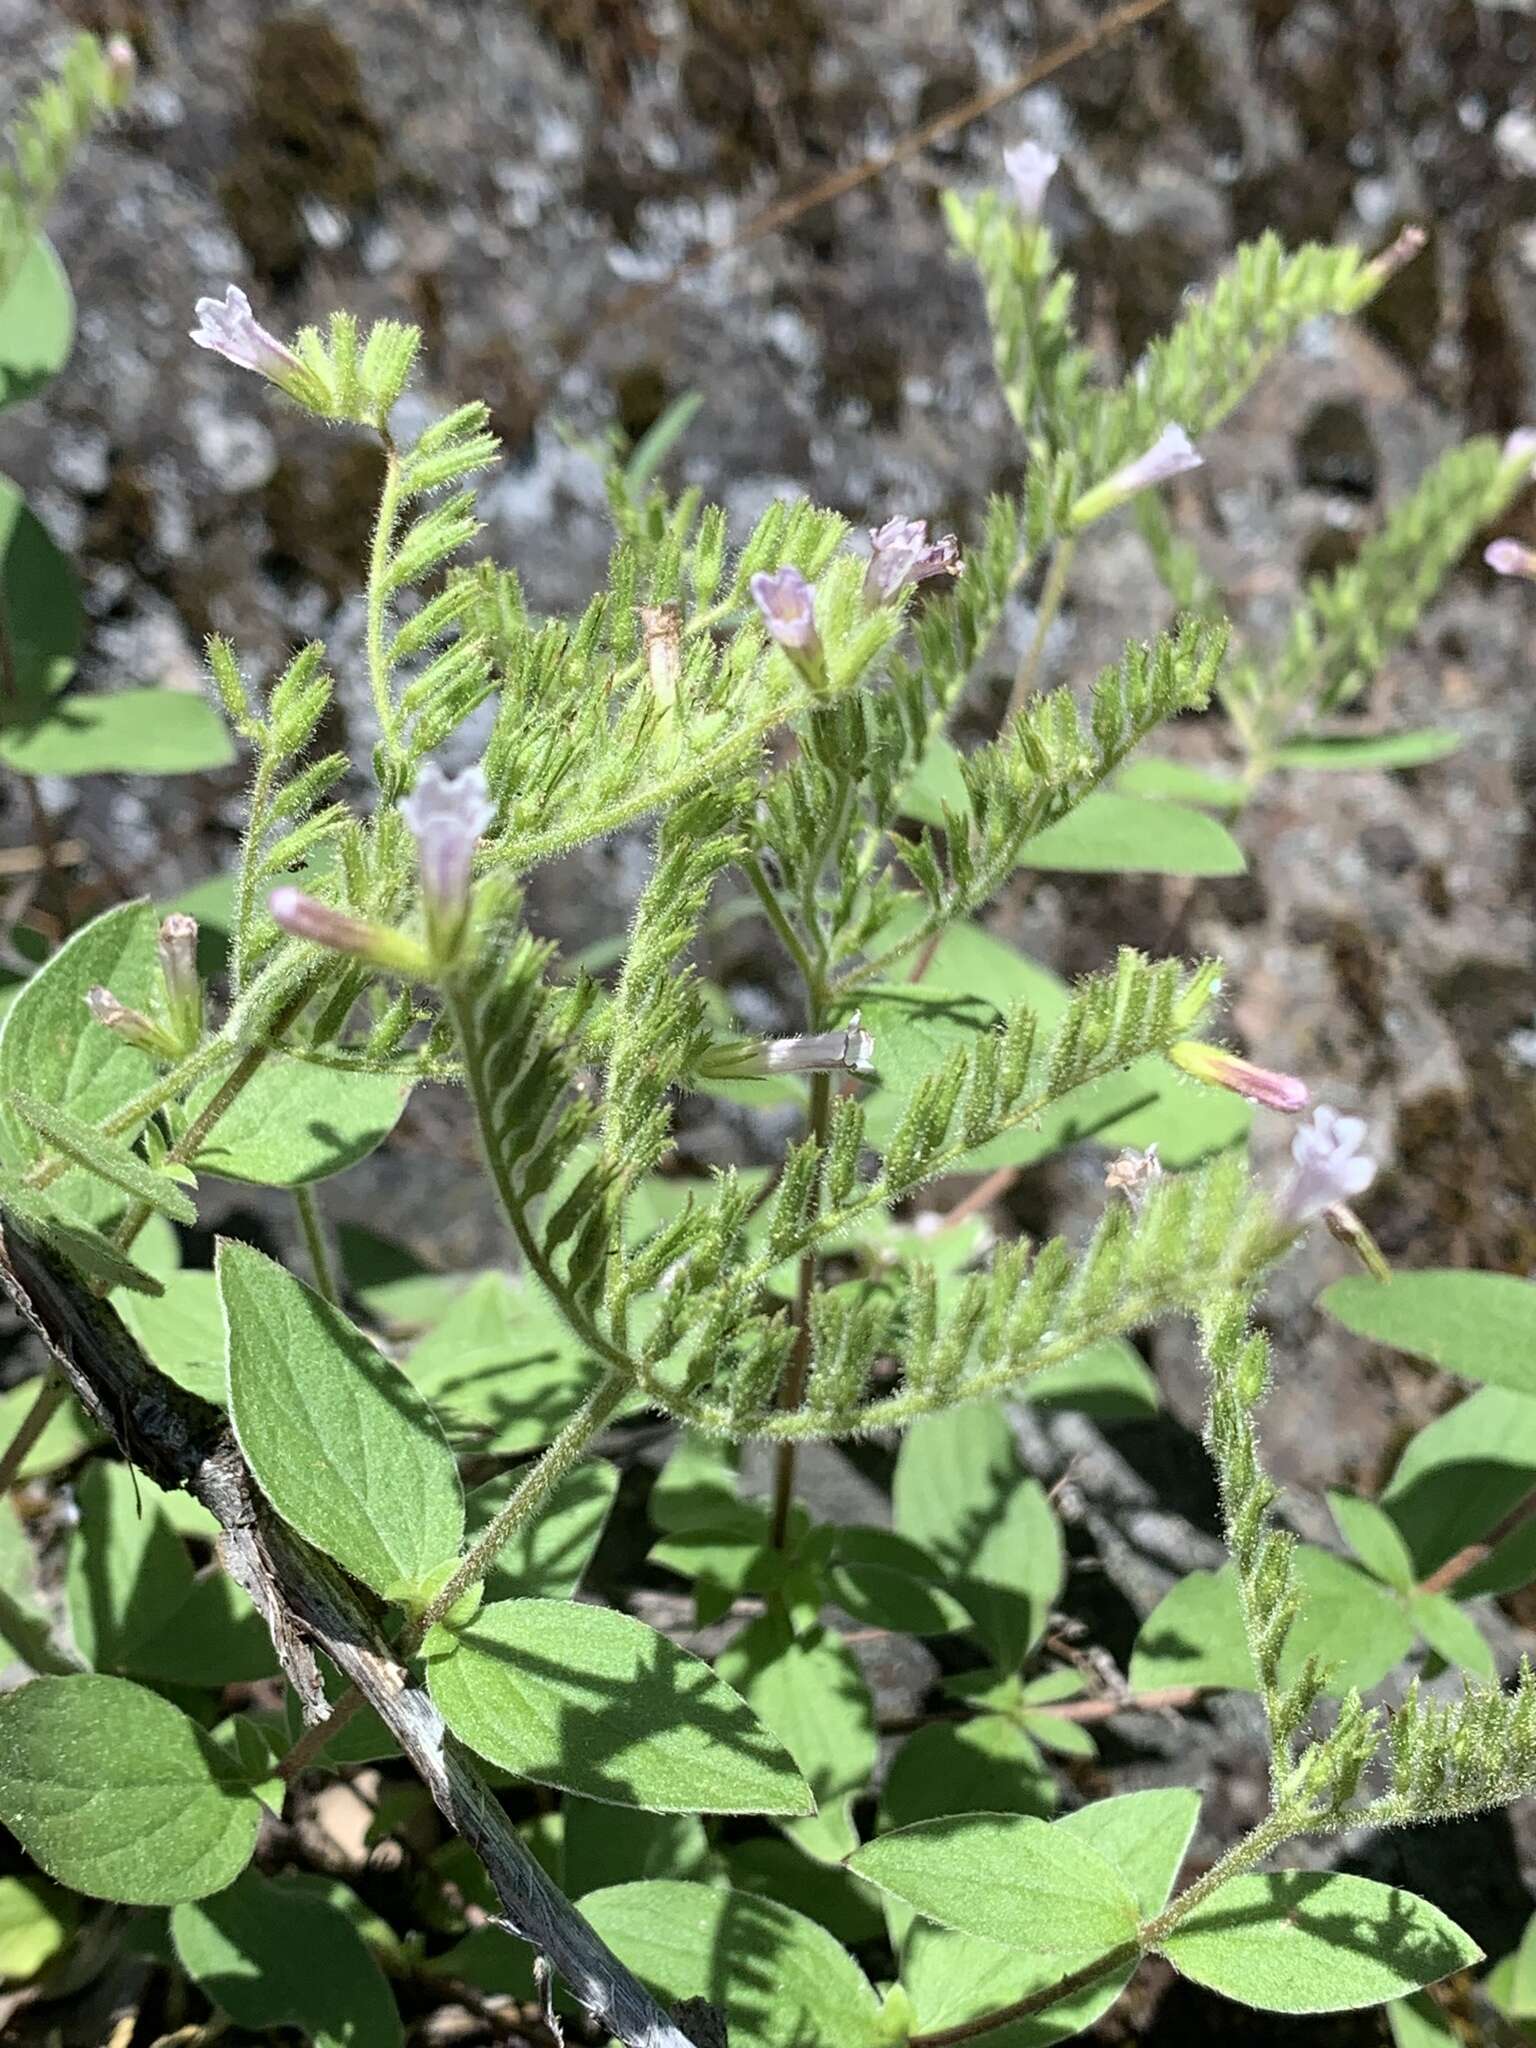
[5,2,1536,2026]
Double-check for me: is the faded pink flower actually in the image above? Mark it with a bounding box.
[1278,1106,1376,1225]
[1485,538,1536,580]
[400,761,494,948]
[863,518,963,610]
[1003,141,1060,219]
[190,286,302,384]
[1168,1041,1309,1113]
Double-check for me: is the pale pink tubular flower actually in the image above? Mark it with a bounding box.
[1003,140,1060,219]
[862,518,963,610]
[84,985,171,1057]
[268,887,427,976]
[1485,538,1536,580]
[1070,424,1203,528]
[1278,1105,1376,1225]
[189,286,303,385]
[750,567,824,681]
[1168,1041,1310,1113]
[700,1012,875,1082]
[1502,427,1536,473]
[400,760,495,951]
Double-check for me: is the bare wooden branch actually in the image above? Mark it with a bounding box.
[0,1212,706,2048]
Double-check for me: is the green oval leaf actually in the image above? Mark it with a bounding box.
[1272,728,1461,770]
[428,1598,812,1816]
[1160,1872,1480,2012]
[0,475,81,722]
[879,1717,1055,1828]
[0,1874,75,1983]
[1323,1271,1536,1396]
[173,1869,402,2048]
[849,1813,1141,1956]
[1019,793,1246,876]
[0,236,72,411]
[0,1675,261,1905]
[0,900,160,1204]
[0,689,236,778]
[188,1056,410,1186]
[580,1880,884,2048]
[218,1240,463,1598]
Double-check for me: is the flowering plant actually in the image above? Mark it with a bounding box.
[3,36,1536,2048]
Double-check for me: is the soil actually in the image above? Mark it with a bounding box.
[4,1,1536,2041]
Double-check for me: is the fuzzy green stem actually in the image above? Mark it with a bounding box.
[23,1037,235,1195]
[1006,535,1077,725]
[367,434,406,762]
[769,1065,831,1547]
[230,749,278,998]
[743,854,819,995]
[407,1365,632,1646]
[294,1183,340,1305]
[0,1374,66,1496]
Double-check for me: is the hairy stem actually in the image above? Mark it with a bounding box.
[293,1182,340,1305]
[770,1066,831,1544]
[0,1373,65,1496]
[1006,534,1077,725]
[229,749,277,998]
[367,434,406,762]
[743,853,818,994]
[23,1036,235,1194]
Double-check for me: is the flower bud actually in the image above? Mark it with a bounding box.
[268,887,427,976]
[1003,140,1060,220]
[399,759,495,965]
[1168,1041,1309,1113]
[157,913,202,1052]
[104,35,137,103]
[1485,538,1536,580]
[1069,424,1203,529]
[862,518,962,611]
[699,1012,875,1082]
[1277,1106,1376,1226]
[84,985,175,1058]
[749,568,825,686]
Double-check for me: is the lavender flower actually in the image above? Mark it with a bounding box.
[1071,424,1203,528]
[700,1013,876,1082]
[1278,1106,1376,1225]
[749,567,824,683]
[1485,538,1536,580]
[862,518,963,610]
[1503,427,1536,474]
[1168,1041,1310,1113]
[400,759,495,959]
[1003,141,1060,220]
[189,286,303,386]
[269,887,426,975]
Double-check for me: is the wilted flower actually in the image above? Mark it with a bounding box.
[400,759,495,959]
[189,285,303,386]
[1278,1105,1376,1225]
[1168,1041,1309,1113]
[862,518,963,610]
[1071,424,1203,528]
[157,913,202,1050]
[699,1012,875,1082]
[84,985,173,1058]
[1485,538,1536,580]
[268,887,426,975]
[749,567,824,683]
[1003,140,1060,219]
[640,601,683,711]
[1105,1144,1162,1210]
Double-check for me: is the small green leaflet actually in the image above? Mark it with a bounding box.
[714,1613,876,1819]
[580,1880,886,2048]
[1327,1489,1415,1592]
[173,1870,403,2048]
[11,1090,196,1223]
[188,1057,411,1187]
[428,1598,812,1815]
[850,1812,1141,1957]
[1159,1872,1479,2012]
[115,1268,226,1402]
[879,1718,1055,1829]
[0,474,80,720]
[1380,1387,1536,1579]
[0,1675,261,1905]
[0,237,73,411]
[1019,793,1246,876]
[0,688,236,778]
[403,1270,607,1454]
[1323,1270,1536,1397]
[1115,756,1248,810]
[219,1240,463,1599]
